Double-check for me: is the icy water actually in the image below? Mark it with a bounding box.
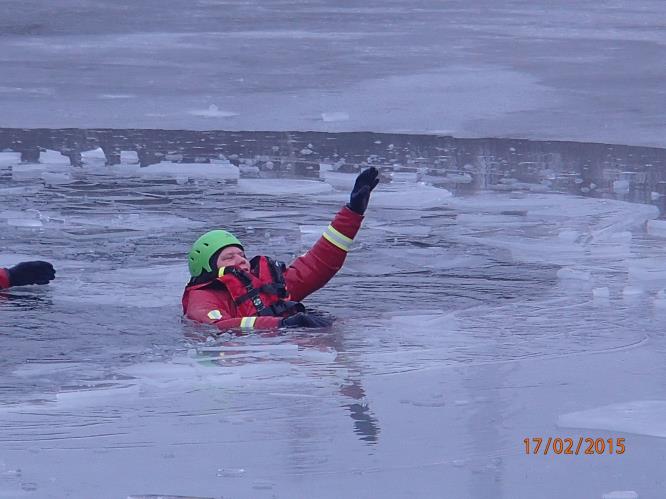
[2,133,666,498]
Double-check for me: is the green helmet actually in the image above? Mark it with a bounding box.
[188,229,244,277]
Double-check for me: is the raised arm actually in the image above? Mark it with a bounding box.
[285,167,379,301]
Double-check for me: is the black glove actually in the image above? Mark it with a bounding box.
[7,261,56,286]
[281,312,332,328]
[347,167,380,215]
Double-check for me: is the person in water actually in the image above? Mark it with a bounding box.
[0,261,56,289]
[182,166,380,332]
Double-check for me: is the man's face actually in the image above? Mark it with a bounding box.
[216,246,250,273]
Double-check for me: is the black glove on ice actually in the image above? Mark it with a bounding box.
[7,261,56,286]
[281,312,332,328]
[347,167,380,215]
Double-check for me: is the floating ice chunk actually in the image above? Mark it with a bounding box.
[0,151,21,167]
[189,104,238,118]
[611,231,632,242]
[646,220,666,238]
[11,162,68,181]
[81,147,106,166]
[236,179,332,196]
[128,496,217,499]
[39,149,70,165]
[120,150,139,164]
[138,161,240,181]
[622,286,643,296]
[613,180,630,194]
[41,171,72,185]
[55,383,140,407]
[299,225,324,246]
[6,218,43,228]
[319,162,333,175]
[628,259,666,284]
[321,111,349,122]
[321,170,356,190]
[592,287,610,298]
[238,164,260,175]
[390,171,418,183]
[558,230,580,242]
[456,213,525,225]
[1,209,43,227]
[558,400,666,437]
[557,267,591,281]
[57,264,188,308]
[602,492,638,499]
[446,172,473,183]
[373,223,432,237]
[99,93,135,99]
[371,183,452,209]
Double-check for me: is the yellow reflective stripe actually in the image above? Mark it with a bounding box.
[240,317,257,330]
[322,225,353,252]
[217,266,226,278]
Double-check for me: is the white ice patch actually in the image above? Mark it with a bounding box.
[236,179,333,196]
[81,147,107,166]
[0,209,44,227]
[456,213,529,225]
[98,93,135,99]
[119,359,241,389]
[372,222,432,237]
[58,212,205,231]
[137,161,240,181]
[11,161,70,181]
[628,258,666,287]
[558,400,666,437]
[321,111,349,122]
[370,183,452,209]
[120,150,139,164]
[449,193,658,267]
[299,225,324,246]
[389,171,418,183]
[39,149,70,165]
[613,179,630,194]
[0,252,54,267]
[54,383,141,407]
[557,267,591,281]
[602,492,638,499]
[54,264,189,308]
[0,151,21,167]
[189,104,238,118]
[646,220,666,238]
[321,171,357,190]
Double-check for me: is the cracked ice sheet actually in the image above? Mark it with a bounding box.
[558,401,666,438]
[447,193,659,266]
[52,264,188,308]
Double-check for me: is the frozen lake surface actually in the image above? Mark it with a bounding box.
[1,0,666,147]
[2,137,666,498]
[2,0,666,495]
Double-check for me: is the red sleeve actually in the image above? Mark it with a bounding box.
[285,205,363,301]
[0,268,10,289]
[183,286,282,332]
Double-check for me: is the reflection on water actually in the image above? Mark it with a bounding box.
[2,128,666,497]
[2,127,666,217]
